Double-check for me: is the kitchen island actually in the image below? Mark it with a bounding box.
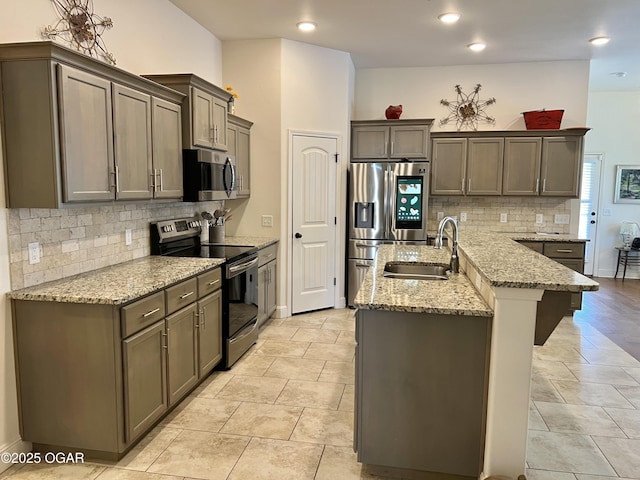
[353,234,598,479]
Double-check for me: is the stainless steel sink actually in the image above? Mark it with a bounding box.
[383,262,450,280]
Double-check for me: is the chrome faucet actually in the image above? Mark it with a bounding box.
[434,216,459,273]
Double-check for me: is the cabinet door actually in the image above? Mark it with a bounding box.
[466,137,504,195]
[431,138,466,195]
[166,304,198,406]
[503,137,542,195]
[192,87,214,148]
[123,320,167,443]
[197,290,223,377]
[112,84,153,200]
[236,126,251,197]
[257,264,268,324]
[541,137,582,197]
[389,126,429,159]
[152,98,183,199]
[352,126,390,159]
[266,260,277,318]
[211,97,228,151]
[57,64,114,202]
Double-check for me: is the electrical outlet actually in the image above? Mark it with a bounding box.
[437,211,444,221]
[460,212,467,222]
[554,214,570,225]
[535,214,544,224]
[125,229,132,246]
[500,213,508,223]
[261,215,273,227]
[28,242,40,264]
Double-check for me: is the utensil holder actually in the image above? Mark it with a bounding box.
[209,225,225,244]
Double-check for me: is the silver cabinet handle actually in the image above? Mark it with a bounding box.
[390,141,394,155]
[536,178,540,192]
[159,168,164,191]
[114,166,120,193]
[207,279,220,286]
[179,291,194,299]
[143,307,160,318]
[556,249,573,253]
[461,178,465,192]
[468,178,471,192]
[542,178,547,192]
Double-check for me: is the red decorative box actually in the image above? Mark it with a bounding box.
[523,109,564,130]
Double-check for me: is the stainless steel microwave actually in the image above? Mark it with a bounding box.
[183,149,236,201]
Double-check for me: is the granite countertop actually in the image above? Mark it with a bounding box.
[216,236,278,249]
[8,256,224,305]
[507,232,588,242]
[354,233,598,314]
[354,244,493,317]
[460,232,598,292]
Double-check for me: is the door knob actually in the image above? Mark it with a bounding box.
[295,232,302,239]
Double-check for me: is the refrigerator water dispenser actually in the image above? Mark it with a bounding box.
[355,202,375,229]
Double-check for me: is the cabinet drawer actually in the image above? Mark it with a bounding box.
[543,242,585,259]
[553,258,584,273]
[198,268,222,298]
[518,241,544,253]
[258,243,278,267]
[166,278,198,314]
[121,291,166,337]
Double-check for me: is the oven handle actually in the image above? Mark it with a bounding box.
[229,317,258,344]
[229,256,258,275]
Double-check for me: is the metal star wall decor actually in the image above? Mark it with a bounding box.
[440,84,496,131]
[42,0,116,65]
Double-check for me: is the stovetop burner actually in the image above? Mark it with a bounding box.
[150,217,257,263]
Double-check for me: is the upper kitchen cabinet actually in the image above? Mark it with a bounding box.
[431,137,504,195]
[142,74,232,152]
[0,41,185,208]
[351,119,433,160]
[227,114,253,198]
[431,129,589,198]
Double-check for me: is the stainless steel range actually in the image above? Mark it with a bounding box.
[150,217,259,369]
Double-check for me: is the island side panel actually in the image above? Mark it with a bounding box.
[355,309,492,478]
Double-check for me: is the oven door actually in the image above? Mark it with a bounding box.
[226,255,259,338]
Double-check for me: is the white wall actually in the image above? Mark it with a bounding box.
[223,39,354,314]
[0,0,224,469]
[355,61,590,130]
[585,91,640,278]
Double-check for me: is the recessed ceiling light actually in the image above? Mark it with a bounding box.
[438,12,460,24]
[297,21,316,32]
[589,36,610,46]
[610,71,627,78]
[468,42,486,52]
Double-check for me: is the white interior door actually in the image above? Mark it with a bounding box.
[291,135,337,314]
[579,154,602,275]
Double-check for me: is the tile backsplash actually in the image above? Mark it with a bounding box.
[429,196,573,233]
[7,201,223,290]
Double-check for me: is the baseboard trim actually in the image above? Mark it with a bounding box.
[0,437,32,474]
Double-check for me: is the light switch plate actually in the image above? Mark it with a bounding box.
[535,214,544,224]
[261,215,273,227]
[500,213,508,223]
[28,242,40,264]
[125,229,132,246]
[603,208,612,216]
[554,214,570,225]
[437,211,444,221]
[460,212,467,222]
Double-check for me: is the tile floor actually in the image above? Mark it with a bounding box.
[2,307,640,480]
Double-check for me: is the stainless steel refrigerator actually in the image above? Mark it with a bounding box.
[347,161,430,306]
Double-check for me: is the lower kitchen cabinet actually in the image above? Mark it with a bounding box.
[166,304,198,406]
[123,320,168,443]
[197,289,223,377]
[11,266,222,459]
[257,243,278,325]
[519,240,585,310]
